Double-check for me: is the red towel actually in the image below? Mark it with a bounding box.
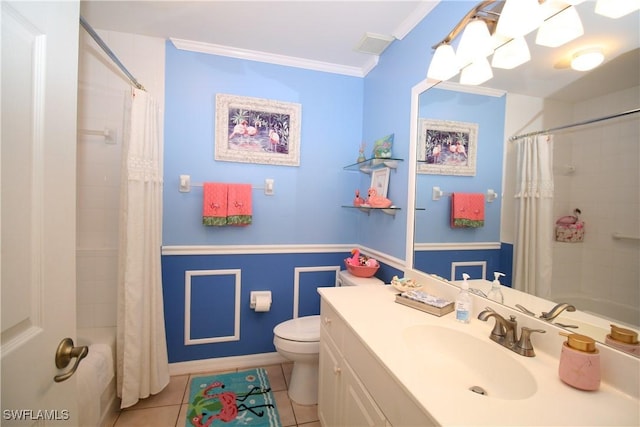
[451,193,485,228]
[203,183,228,226]
[227,184,252,226]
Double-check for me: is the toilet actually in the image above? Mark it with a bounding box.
[273,270,384,405]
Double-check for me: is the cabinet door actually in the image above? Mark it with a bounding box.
[318,328,343,427]
[342,362,387,427]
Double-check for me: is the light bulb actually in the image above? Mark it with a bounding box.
[460,57,493,85]
[496,0,544,38]
[427,44,460,81]
[492,37,531,69]
[456,19,494,67]
[536,6,584,47]
[595,0,640,18]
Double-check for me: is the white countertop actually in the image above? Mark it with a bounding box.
[318,284,640,426]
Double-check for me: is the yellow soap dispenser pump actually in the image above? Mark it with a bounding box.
[487,272,505,304]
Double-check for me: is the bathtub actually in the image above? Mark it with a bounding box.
[77,327,118,427]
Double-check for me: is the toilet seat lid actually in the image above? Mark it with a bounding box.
[273,315,320,342]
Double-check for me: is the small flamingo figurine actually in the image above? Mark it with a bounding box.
[353,189,365,206]
[366,188,392,208]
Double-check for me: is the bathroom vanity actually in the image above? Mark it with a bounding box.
[317,278,640,426]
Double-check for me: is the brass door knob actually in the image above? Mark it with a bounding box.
[54,338,88,382]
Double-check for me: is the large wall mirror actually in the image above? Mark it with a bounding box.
[407,2,639,349]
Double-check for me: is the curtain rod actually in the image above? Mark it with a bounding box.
[509,108,640,141]
[79,15,146,91]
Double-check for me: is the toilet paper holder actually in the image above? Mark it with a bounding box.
[250,291,272,311]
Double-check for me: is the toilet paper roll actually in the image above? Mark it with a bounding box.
[254,296,271,312]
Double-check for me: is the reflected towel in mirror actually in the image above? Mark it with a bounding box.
[451,192,485,228]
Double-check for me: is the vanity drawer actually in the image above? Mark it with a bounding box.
[320,299,345,348]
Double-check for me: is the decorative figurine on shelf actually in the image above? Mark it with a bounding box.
[372,133,394,159]
[357,142,366,163]
[366,188,392,208]
[353,189,365,207]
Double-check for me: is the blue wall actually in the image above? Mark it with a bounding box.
[163,43,365,246]
[162,43,372,363]
[162,252,346,363]
[415,88,506,243]
[160,1,511,363]
[358,1,477,260]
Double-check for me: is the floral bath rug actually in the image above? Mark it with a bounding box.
[186,368,281,427]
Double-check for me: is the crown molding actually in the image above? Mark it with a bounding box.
[170,38,365,77]
[393,0,441,40]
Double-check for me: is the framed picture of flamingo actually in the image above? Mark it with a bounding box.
[417,119,477,176]
[215,93,301,166]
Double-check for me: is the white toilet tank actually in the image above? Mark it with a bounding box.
[337,270,384,287]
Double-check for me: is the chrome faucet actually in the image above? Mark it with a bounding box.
[540,303,576,322]
[477,308,546,357]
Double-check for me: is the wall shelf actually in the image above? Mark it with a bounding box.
[343,157,403,173]
[342,205,400,216]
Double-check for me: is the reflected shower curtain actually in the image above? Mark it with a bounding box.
[117,88,169,408]
[514,135,554,298]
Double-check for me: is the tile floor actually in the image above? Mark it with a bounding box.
[112,362,320,427]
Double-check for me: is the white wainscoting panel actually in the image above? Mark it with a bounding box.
[292,266,340,318]
[451,261,487,281]
[184,269,241,345]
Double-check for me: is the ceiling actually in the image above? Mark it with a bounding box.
[81,1,639,101]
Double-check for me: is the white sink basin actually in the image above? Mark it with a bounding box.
[403,325,537,400]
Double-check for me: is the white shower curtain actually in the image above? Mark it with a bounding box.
[513,135,555,298]
[117,88,170,408]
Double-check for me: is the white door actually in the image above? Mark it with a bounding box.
[1,1,80,425]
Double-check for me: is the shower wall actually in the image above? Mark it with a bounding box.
[76,28,165,328]
[550,85,640,327]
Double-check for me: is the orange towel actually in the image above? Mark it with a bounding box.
[451,193,485,228]
[227,184,252,226]
[203,183,228,226]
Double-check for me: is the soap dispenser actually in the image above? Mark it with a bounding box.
[455,273,473,323]
[487,272,505,303]
[605,324,639,357]
[558,332,600,391]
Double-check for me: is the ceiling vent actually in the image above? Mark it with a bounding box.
[355,32,395,55]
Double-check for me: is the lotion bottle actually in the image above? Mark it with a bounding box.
[487,272,505,304]
[455,273,473,323]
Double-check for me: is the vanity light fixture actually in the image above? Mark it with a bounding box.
[536,6,584,47]
[570,47,605,71]
[426,0,615,85]
[594,0,640,19]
